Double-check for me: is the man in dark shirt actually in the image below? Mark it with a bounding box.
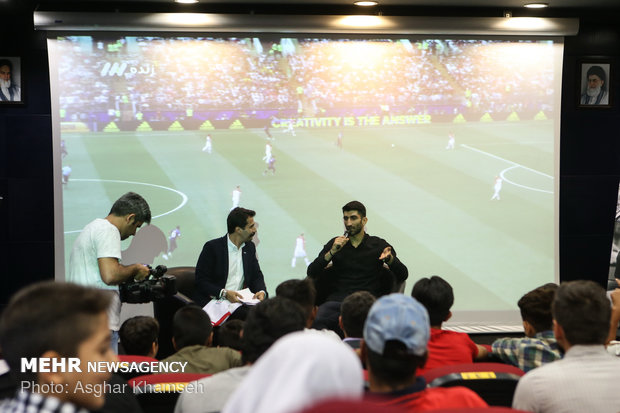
[307,200,408,335]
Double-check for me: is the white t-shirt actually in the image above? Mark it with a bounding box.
[68,218,123,330]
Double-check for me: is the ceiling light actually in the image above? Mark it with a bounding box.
[334,15,392,28]
[354,1,379,6]
[159,13,217,25]
[175,0,199,3]
[524,3,549,8]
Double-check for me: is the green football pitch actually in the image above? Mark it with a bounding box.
[61,120,555,313]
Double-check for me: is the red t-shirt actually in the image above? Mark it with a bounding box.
[378,386,488,411]
[417,328,479,375]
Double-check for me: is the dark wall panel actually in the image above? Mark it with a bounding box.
[560,175,619,237]
[0,0,54,308]
[560,235,614,285]
[559,16,620,285]
[5,115,53,179]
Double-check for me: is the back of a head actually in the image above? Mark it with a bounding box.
[0,281,111,382]
[342,200,366,217]
[241,296,306,364]
[411,276,454,326]
[363,294,430,388]
[109,191,151,224]
[227,207,256,234]
[275,278,317,323]
[119,316,160,356]
[517,283,557,333]
[172,305,212,350]
[217,319,244,351]
[223,330,363,413]
[553,280,610,346]
[340,291,376,338]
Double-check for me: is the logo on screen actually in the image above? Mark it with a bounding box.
[100,62,155,77]
[100,62,128,77]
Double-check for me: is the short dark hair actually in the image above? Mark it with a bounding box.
[340,291,376,338]
[518,284,557,333]
[109,192,151,224]
[342,201,366,218]
[553,280,611,346]
[172,305,212,350]
[119,316,160,356]
[0,282,111,382]
[411,276,454,326]
[365,341,426,388]
[241,297,306,364]
[227,207,256,234]
[217,319,244,351]
[587,65,607,87]
[275,278,316,322]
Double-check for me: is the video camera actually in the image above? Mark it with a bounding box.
[119,265,177,303]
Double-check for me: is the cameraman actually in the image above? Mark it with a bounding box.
[67,192,151,353]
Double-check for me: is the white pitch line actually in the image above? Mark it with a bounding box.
[64,179,188,234]
[500,165,553,194]
[461,144,553,179]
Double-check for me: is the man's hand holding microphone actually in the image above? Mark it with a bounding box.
[325,231,349,262]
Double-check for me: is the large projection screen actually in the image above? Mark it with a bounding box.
[49,34,562,331]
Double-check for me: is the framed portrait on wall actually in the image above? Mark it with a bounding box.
[0,56,23,104]
[578,59,611,108]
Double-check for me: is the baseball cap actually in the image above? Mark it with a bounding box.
[363,293,430,356]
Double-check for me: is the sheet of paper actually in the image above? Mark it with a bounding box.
[237,288,260,305]
[203,299,242,326]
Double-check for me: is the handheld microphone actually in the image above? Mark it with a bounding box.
[334,231,349,252]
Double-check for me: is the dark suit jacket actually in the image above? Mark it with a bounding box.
[194,235,267,307]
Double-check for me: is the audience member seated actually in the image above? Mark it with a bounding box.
[120,315,160,358]
[512,280,620,412]
[0,282,122,412]
[222,330,363,413]
[275,278,318,328]
[174,297,307,413]
[411,276,487,374]
[276,278,342,339]
[160,305,242,374]
[339,291,376,351]
[492,283,562,372]
[215,319,244,351]
[362,293,488,411]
